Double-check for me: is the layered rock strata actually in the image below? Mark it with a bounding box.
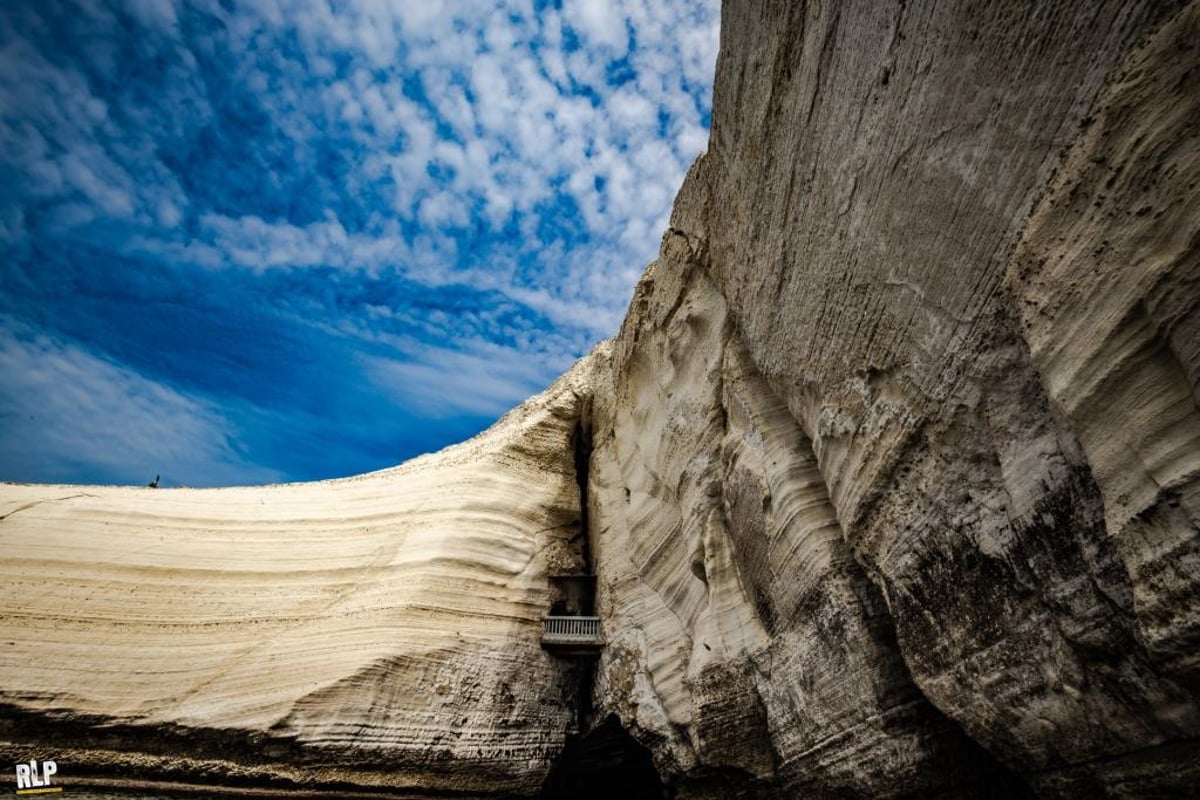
[2,0,1199,797]
[0,360,600,796]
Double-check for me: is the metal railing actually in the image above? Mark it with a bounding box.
[542,615,603,644]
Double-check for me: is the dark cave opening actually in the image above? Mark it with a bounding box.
[542,715,670,800]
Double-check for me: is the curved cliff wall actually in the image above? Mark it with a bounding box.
[1,1,1198,798]
[586,1,1200,797]
[0,359,600,795]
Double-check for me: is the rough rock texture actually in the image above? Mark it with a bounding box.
[2,1,1199,798]
[582,1,1200,797]
[0,359,600,795]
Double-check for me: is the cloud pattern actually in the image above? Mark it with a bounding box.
[0,0,718,485]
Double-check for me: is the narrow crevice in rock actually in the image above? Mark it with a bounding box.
[573,656,597,737]
[572,415,595,573]
[563,403,601,740]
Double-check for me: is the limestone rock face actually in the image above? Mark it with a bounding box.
[0,357,600,795]
[2,1,1199,798]
[583,1,1200,797]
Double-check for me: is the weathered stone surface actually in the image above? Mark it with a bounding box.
[0,357,601,795]
[1008,3,1200,682]
[585,0,1200,796]
[587,254,1029,798]
[1,1,1198,797]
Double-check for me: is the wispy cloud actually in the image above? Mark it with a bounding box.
[364,341,553,419]
[0,0,718,484]
[0,319,283,486]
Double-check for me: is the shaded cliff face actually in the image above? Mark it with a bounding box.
[1,1,1198,798]
[586,0,1200,797]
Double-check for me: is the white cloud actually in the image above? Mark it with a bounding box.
[191,213,411,274]
[0,0,720,482]
[362,333,573,419]
[0,24,193,230]
[5,0,717,337]
[125,0,182,34]
[0,322,282,486]
[215,0,719,330]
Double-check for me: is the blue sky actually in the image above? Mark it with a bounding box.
[0,0,718,487]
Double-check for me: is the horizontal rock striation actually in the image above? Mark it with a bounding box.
[0,358,601,795]
[1,0,1198,797]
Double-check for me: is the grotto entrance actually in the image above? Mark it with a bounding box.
[541,715,669,799]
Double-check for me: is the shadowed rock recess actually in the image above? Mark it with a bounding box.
[2,1,1198,797]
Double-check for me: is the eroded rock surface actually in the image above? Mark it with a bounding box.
[586,1,1200,796]
[0,358,601,795]
[1,1,1198,797]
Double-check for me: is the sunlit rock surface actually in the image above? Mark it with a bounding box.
[2,1,1199,797]
[0,357,600,795]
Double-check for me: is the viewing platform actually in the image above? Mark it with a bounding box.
[541,615,604,653]
[541,574,603,655]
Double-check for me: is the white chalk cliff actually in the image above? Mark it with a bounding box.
[2,2,1199,798]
